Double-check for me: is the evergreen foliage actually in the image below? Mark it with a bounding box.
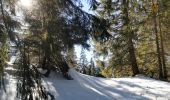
[92,0,170,79]
[0,0,170,99]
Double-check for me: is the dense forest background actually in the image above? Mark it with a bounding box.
[91,0,170,79]
[0,0,170,99]
[76,0,170,80]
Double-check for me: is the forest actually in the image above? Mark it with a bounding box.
[0,0,170,100]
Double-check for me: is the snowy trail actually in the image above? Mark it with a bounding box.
[1,53,170,100]
[42,69,170,100]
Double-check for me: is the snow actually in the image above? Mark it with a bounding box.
[0,74,17,100]
[1,54,170,100]
[6,56,17,66]
[42,69,170,100]
[0,55,18,100]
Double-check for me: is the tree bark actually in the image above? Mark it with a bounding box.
[128,37,140,75]
[159,14,167,79]
[123,0,139,75]
[152,0,163,79]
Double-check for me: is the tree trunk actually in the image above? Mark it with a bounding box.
[123,0,139,75]
[159,15,167,79]
[128,37,140,75]
[152,0,163,79]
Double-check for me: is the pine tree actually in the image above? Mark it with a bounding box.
[79,48,88,74]
[22,0,96,77]
[93,0,143,76]
[0,0,20,90]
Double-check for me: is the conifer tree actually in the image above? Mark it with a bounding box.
[79,48,88,74]
[0,0,20,89]
[93,0,143,76]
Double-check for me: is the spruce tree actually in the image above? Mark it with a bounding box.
[93,0,143,76]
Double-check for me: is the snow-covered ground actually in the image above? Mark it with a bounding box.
[0,73,17,100]
[1,68,170,100]
[42,69,170,100]
[1,55,170,100]
[0,55,18,100]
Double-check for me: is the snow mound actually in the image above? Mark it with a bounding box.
[42,68,170,100]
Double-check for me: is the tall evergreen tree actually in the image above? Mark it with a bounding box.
[79,48,88,74]
[93,0,145,76]
[0,0,20,90]
[151,0,163,79]
[21,0,94,77]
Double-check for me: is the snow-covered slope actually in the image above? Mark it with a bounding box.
[42,69,170,100]
[1,54,170,100]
